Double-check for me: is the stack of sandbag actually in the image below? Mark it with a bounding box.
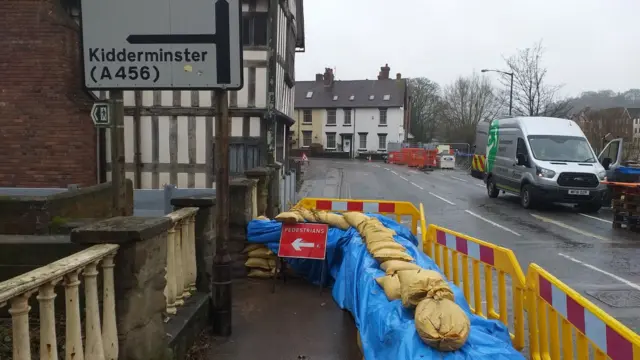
[243,243,278,278]
[342,211,470,352]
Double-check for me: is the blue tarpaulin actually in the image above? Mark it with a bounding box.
[246,214,524,360]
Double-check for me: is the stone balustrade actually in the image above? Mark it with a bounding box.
[164,207,198,315]
[0,244,120,360]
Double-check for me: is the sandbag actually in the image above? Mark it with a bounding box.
[375,274,401,301]
[363,231,395,245]
[275,211,304,224]
[314,212,350,230]
[242,243,265,253]
[245,257,276,270]
[343,212,369,229]
[397,270,454,308]
[247,247,274,259]
[414,298,471,351]
[255,215,270,220]
[372,249,414,263]
[367,240,405,253]
[380,260,422,274]
[292,207,316,222]
[247,268,276,279]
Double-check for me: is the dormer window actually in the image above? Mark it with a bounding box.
[369,95,375,100]
[333,95,338,101]
[349,95,355,101]
[306,91,313,99]
[383,94,391,100]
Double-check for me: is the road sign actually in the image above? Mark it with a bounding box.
[80,0,243,90]
[91,103,110,126]
[278,223,329,260]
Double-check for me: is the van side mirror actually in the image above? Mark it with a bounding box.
[601,157,612,170]
[516,153,528,166]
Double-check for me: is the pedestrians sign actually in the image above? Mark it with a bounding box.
[91,103,110,127]
[301,153,309,162]
[278,223,328,260]
[80,0,243,90]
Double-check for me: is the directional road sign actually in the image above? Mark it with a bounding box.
[80,0,243,90]
[278,223,329,260]
[91,103,110,127]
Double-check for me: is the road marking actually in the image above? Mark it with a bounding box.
[409,170,419,174]
[530,213,610,242]
[578,213,613,224]
[372,164,381,168]
[391,170,399,175]
[558,253,640,291]
[411,182,424,190]
[428,192,456,206]
[399,175,408,181]
[465,210,522,236]
[451,176,468,182]
[475,183,485,188]
[384,168,391,171]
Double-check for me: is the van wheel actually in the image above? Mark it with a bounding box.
[487,178,499,198]
[521,184,536,209]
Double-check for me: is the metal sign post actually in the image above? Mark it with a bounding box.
[81,0,243,336]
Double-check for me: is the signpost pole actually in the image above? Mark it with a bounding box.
[212,89,232,336]
[109,90,127,215]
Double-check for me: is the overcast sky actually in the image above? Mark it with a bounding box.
[296,0,638,97]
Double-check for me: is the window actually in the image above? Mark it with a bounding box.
[349,95,355,101]
[379,108,387,126]
[359,133,367,149]
[305,91,313,99]
[302,131,312,147]
[332,95,338,101]
[327,109,336,125]
[516,138,528,156]
[344,109,352,125]
[378,134,387,150]
[303,110,312,124]
[528,135,596,163]
[383,94,391,100]
[242,13,268,46]
[326,133,336,149]
[369,95,375,100]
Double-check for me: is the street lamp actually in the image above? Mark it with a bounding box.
[481,69,514,116]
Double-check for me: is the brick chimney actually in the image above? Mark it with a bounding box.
[378,64,391,80]
[396,73,402,80]
[315,73,323,82]
[323,68,334,88]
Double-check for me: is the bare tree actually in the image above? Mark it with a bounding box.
[442,73,499,144]
[408,78,444,142]
[500,41,572,118]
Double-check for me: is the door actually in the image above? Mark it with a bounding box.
[344,138,352,156]
[598,139,623,176]
[511,137,530,188]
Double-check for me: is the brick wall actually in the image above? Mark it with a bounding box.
[0,0,97,187]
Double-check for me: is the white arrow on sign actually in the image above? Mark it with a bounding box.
[291,238,315,251]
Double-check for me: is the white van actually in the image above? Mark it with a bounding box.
[484,117,607,212]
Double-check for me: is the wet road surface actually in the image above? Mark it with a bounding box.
[299,159,640,333]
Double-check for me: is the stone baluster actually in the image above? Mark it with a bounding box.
[101,254,119,360]
[165,226,178,314]
[9,293,32,360]
[37,281,60,360]
[174,221,185,306]
[64,270,84,360]
[84,262,105,360]
[181,219,191,299]
[188,215,197,292]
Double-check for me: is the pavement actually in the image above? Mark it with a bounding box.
[298,159,640,333]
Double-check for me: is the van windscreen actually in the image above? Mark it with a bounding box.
[527,135,596,163]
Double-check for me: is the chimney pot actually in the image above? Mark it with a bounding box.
[323,68,334,88]
[378,64,391,80]
[396,73,402,80]
[315,73,323,81]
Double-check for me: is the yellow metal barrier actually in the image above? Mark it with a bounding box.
[526,264,640,360]
[296,198,421,235]
[424,224,526,351]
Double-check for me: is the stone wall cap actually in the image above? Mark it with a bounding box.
[245,167,270,176]
[230,177,254,188]
[267,163,282,169]
[70,216,172,244]
[171,195,216,208]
